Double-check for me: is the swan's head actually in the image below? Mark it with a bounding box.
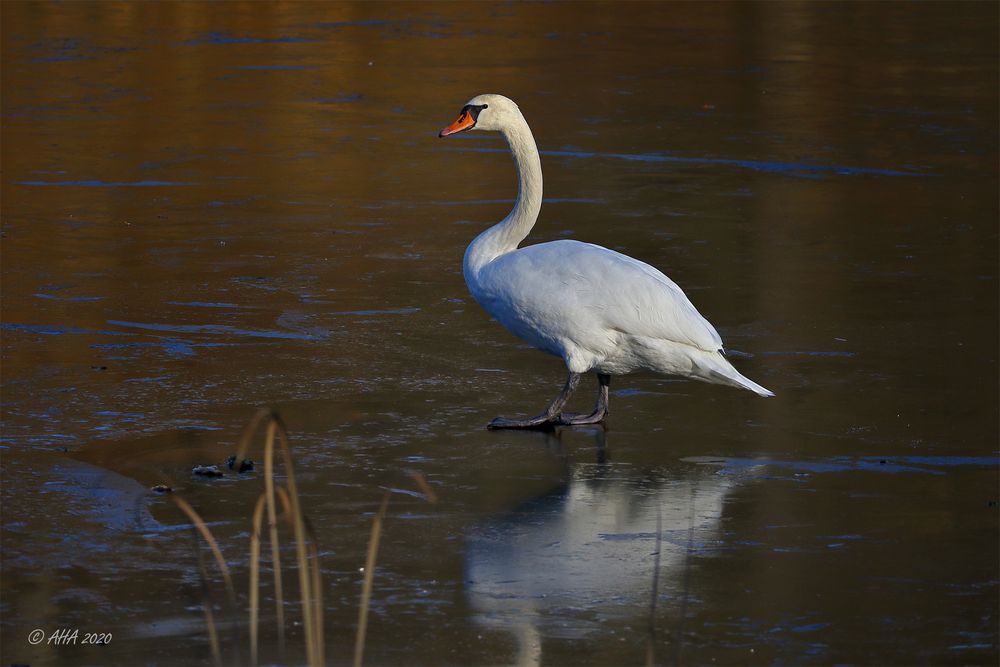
[438,94,521,138]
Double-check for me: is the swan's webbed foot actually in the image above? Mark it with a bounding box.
[557,373,610,425]
[487,414,558,430]
[485,372,612,430]
[556,407,607,426]
[486,372,583,430]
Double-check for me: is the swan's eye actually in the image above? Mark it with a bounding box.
[463,104,488,123]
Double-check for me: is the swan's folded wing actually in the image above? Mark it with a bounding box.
[582,242,724,352]
[479,240,724,354]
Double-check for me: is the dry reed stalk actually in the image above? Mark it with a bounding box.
[173,496,237,605]
[193,524,222,666]
[304,513,325,666]
[270,416,322,667]
[273,485,324,666]
[646,503,663,667]
[408,471,439,504]
[262,418,286,656]
[174,495,240,665]
[249,492,267,666]
[187,409,442,667]
[353,491,391,667]
[240,411,321,666]
[233,407,271,464]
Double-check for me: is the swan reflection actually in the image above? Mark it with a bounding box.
[465,431,735,665]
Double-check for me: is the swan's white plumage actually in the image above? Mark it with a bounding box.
[448,93,773,398]
[471,240,720,359]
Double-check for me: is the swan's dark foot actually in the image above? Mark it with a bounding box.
[485,372,612,430]
[557,373,610,425]
[486,372,583,430]
[487,414,558,430]
[556,408,607,426]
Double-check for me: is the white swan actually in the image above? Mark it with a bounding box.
[439,94,773,429]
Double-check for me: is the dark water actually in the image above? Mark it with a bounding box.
[2,2,998,665]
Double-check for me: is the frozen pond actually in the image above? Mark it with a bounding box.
[2,2,997,665]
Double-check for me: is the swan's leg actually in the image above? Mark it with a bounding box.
[487,372,582,430]
[557,373,611,425]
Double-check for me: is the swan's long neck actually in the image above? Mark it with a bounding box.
[463,114,543,280]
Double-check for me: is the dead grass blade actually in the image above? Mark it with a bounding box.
[174,495,237,665]
[408,471,439,504]
[262,418,287,658]
[353,491,391,667]
[232,406,272,466]
[646,502,663,667]
[270,415,322,667]
[302,508,325,667]
[192,523,222,666]
[173,496,237,605]
[241,411,321,666]
[249,492,267,666]
[186,409,442,666]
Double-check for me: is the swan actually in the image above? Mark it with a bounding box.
[439,94,773,429]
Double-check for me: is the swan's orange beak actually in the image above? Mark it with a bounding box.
[439,110,475,138]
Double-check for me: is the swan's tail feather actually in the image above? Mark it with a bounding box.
[713,369,775,397]
[699,352,775,397]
